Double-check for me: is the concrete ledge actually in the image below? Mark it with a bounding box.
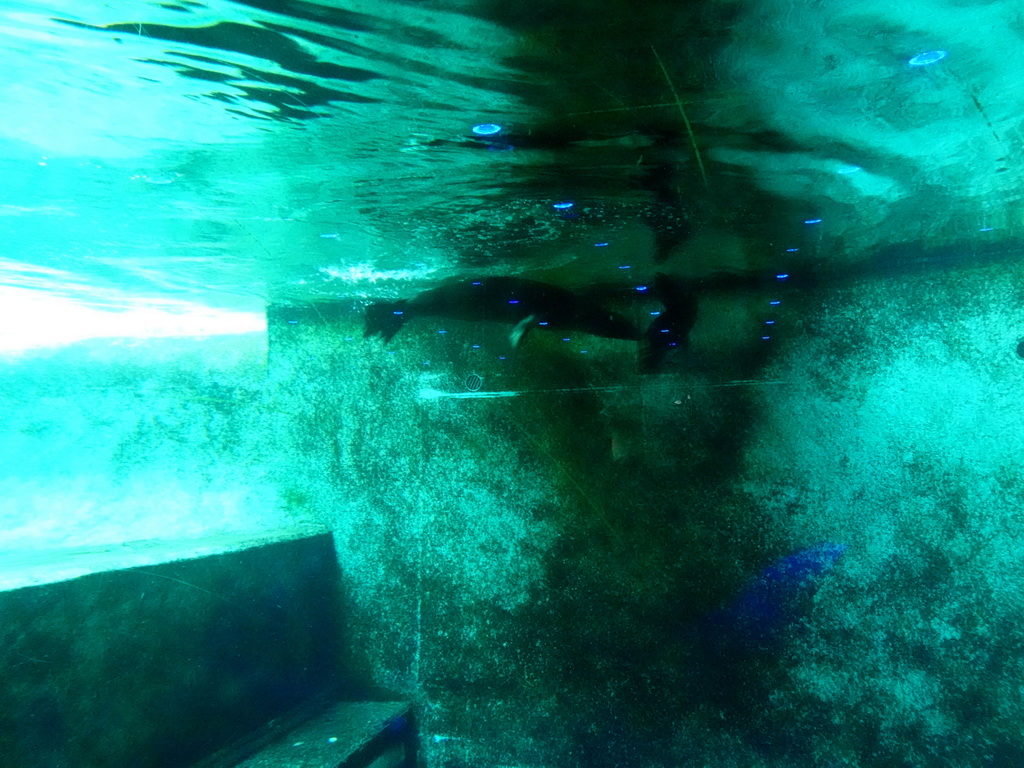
[0,525,329,590]
[0,532,346,767]
[197,700,416,768]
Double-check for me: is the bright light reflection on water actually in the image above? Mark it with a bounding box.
[0,284,265,353]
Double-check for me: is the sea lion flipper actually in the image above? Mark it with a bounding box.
[509,313,536,348]
[364,300,408,343]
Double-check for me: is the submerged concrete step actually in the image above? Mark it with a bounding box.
[196,700,415,768]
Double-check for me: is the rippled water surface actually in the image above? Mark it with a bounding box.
[5,0,1011,333]
[1,1,707,313]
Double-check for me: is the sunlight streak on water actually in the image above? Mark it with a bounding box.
[0,284,264,352]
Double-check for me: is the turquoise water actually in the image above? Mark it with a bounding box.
[4,2,1024,766]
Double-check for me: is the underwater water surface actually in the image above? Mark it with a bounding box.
[3,1,1024,767]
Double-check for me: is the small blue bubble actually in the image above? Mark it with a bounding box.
[786,248,799,252]
[580,350,588,354]
[636,285,648,292]
[804,218,822,225]
[509,299,519,304]
[471,344,480,349]
[660,329,669,333]
[594,242,609,247]
[393,310,404,315]
[553,201,574,210]
[539,321,549,326]
[499,356,506,360]
[618,265,631,269]
[776,273,789,280]
[562,338,571,342]
[438,329,447,334]
[472,123,502,136]
[669,342,678,347]
[762,336,771,340]
[650,311,661,316]
[765,320,775,325]
[770,300,781,306]
[909,50,947,67]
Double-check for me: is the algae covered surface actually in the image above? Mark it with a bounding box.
[264,256,1024,766]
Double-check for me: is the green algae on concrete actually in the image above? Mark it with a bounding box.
[0,535,345,768]
[737,260,1024,765]
[265,301,769,766]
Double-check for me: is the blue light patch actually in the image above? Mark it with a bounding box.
[980,227,995,232]
[472,123,502,136]
[472,344,480,349]
[618,265,631,269]
[909,50,947,67]
[472,281,482,285]
[786,248,799,252]
[636,285,648,292]
[393,310,404,315]
[770,300,781,306]
[562,338,571,342]
[553,201,574,210]
[776,274,789,280]
[762,336,771,340]
[650,310,661,316]
[804,218,822,225]
[438,329,447,334]
[509,299,519,304]
[594,242,609,247]
[765,320,775,325]
[539,321,549,326]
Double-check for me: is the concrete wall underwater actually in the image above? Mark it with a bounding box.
[0,534,345,768]
[267,254,1024,767]
[265,300,811,766]
[0,333,314,564]
[733,258,1024,766]
[3,253,1021,767]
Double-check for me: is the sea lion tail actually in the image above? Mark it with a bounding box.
[364,300,409,343]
